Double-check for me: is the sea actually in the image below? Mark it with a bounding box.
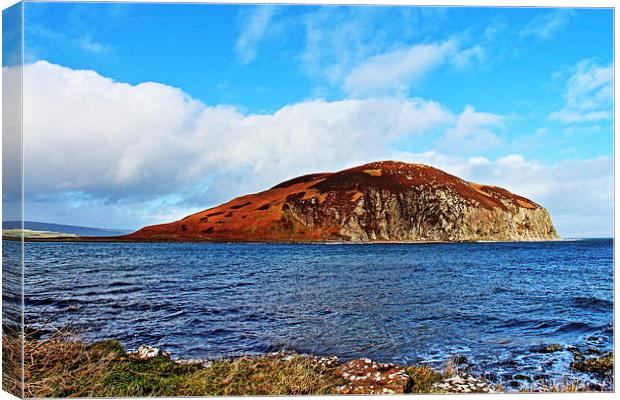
[10,238,614,391]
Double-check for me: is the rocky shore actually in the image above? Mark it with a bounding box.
[129,346,500,395]
[123,344,615,395]
[4,329,612,397]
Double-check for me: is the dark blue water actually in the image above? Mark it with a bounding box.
[20,239,613,390]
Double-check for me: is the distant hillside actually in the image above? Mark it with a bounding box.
[3,229,77,240]
[2,221,132,237]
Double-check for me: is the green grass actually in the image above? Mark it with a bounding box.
[405,365,443,393]
[179,355,343,396]
[100,355,201,397]
[15,330,344,397]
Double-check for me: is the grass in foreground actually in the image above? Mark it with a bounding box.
[2,325,22,397]
[179,356,342,396]
[405,365,443,393]
[4,329,612,397]
[9,329,343,397]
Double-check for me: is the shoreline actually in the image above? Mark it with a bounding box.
[4,328,613,397]
[3,235,582,244]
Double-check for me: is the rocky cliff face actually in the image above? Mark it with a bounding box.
[126,161,559,242]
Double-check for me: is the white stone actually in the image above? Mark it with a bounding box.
[133,345,170,360]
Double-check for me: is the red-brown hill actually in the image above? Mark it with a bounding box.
[124,161,559,242]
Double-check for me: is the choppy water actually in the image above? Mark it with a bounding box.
[17,239,614,390]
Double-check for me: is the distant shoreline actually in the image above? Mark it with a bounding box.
[3,235,593,244]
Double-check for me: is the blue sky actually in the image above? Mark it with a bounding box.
[11,2,614,236]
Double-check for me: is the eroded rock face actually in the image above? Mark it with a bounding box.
[334,358,412,394]
[126,161,559,242]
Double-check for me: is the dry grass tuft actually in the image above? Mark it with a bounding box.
[22,327,120,397]
[179,355,342,396]
[14,326,200,398]
[2,327,23,397]
[17,330,342,397]
[405,364,443,393]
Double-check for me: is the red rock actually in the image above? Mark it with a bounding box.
[120,160,559,243]
[334,358,411,394]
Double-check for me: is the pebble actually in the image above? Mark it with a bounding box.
[432,373,497,394]
[334,358,411,394]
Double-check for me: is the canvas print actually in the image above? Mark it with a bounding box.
[1,1,614,397]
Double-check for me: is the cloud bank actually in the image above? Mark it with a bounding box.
[18,61,612,236]
[23,61,456,200]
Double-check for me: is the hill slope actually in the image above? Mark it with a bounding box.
[125,161,559,243]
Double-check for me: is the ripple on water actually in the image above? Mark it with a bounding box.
[22,239,614,391]
[554,321,595,334]
[572,296,613,311]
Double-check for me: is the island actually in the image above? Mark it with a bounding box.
[125,161,559,243]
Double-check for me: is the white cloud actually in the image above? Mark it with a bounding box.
[452,45,485,68]
[235,6,276,64]
[299,7,454,87]
[497,154,528,167]
[483,20,506,42]
[549,59,613,123]
[343,40,484,97]
[520,10,573,40]
[28,23,113,59]
[2,65,23,221]
[245,8,483,96]
[440,106,504,151]
[76,34,112,54]
[468,156,491,166]
[301,7,379,84]
[21,61,455,225]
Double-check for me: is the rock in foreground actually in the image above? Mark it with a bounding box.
[126,161,559,242]
[14,330,612,397]
[334,358,411,394]
[432,374,498,393]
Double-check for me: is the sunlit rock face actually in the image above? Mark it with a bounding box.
[127,161,559,242]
